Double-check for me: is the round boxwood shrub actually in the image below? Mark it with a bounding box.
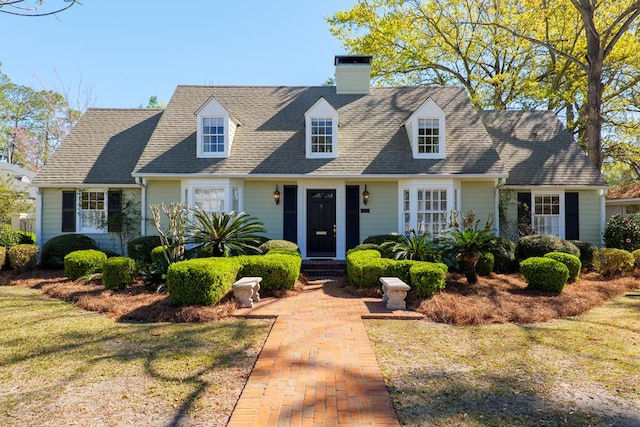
[516,234,580,260]
[240,252,302,291]
[64,249,107,280]
[593,248,635,278]
[363,234,405,258]
[476,252,495,277]
[127,236,162,263]
[490,237,517,273]
[102,257,136,290]
[167,258,240,305]
[7,244,39,272]
[41,234,99,269]
[603,214,640,251]
[633,249,640,269]
[544,252,581,282]
[570,240,598,269]
[346,243,381,255]
[258,239,299,254]
[409,262,447,297]
[519,257,569,292]
[0,246,6,271]
[150,245,166,264]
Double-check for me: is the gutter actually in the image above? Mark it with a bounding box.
[135,177,147,236]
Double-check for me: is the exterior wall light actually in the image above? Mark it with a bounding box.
[362,185,370,205]
[273,185,281,205]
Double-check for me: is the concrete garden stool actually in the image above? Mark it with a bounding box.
[232,276,262,308]
[379,276,411,310]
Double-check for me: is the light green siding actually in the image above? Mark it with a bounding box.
[244,181,287,240]
[578,190,603,245]
[354,181,398,242]
[144,180,181,235]
[460,181,496,226]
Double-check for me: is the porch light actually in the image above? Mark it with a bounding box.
[362,185,370,205]
[273,185,281,205]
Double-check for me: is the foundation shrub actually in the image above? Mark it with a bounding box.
[570,240,598,269]
[0,230,21,249]
[127,236,162,263]
[258,239,299,254]
[346,243,381,255]
[240,252,301,290]
[64,249,107,280]
[409,262,447,297]
[633,249,640,268]
[516,234,580,260]
[102,257,136,290]
[0,246,5,271]
[519,257,569,292]
[41,234,99,269]
[544,252,581,282]
[603,214,640,251]
[490,237,517,273]
[363,234,405,258]
[167,258,240,305]
[593,248,635,278]
[476,252,494,276]
[8,244,39,272]
[150,246,166,263]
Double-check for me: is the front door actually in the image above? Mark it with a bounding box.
[307,189,336,257]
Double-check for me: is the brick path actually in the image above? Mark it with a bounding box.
[228,278,421,426]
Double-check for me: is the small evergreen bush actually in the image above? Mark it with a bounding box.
[409,262,447,297]
[544,252,581,282]
[258,239,299,254]
[593,248,635,278]
[0,230,21,249]
[490,237,518,273]
[127,236,162,263]
[16,231,36,245]
[603,214,640,251]
[363,234,405,258]
[476,252,495,277]
[240,252,302,290]
[102,257,136,290]
[41,234,99,269]
[150,245,166,263]
[7,244,39,272]
[346,243,380,255]
[632,249,640,268]
[64,249,107,280]
[167,258,240,305]
[519,257,569,292]
[516,234,580,260]
[569,240,598,269]
[0,246,6,271]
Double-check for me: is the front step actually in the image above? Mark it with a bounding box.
[301,260,347,278]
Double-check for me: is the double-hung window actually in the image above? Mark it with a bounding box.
[533,193,561,236]
[417,118,440,154]
[402,183,453,238]
[202,117,225,154]
[79,190,106,233]
[183,180,243,214]
[194,187,225,213]
[311,118,333,154]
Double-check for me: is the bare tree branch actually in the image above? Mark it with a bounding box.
[0,0,78,17]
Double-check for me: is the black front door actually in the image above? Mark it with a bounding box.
[307,189,336,257]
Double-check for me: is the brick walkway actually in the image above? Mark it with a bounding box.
[228,278,421,426]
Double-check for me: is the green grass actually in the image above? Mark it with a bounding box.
[0,286,273,426]
[366,292,640,427]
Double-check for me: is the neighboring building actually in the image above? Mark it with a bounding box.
[605,183,640,219]
[32,56,608,257]
[0,162,36,232]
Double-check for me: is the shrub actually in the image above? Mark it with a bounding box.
[16,231,36,244]
[64,249,107,280]
[41,234,99,269]
[127,236,162,263]
[516,234,580,260]
[383,229,441,263]
[603,214,640,251]
[519,257,569,292]
[544,252,581,282]
[240,252,302,291]
[258,239,299,254]
[409,262,447,297]
[346,243,380,255]
[363,234,405,258]
[167,258,240,305]
[150,245,166,264]
[490,237,518,273]
[7,244,39,273]
[102,257,136,290]
[0,230,21,249]
[0,246,5,271]
[476,252,494,276]
[633,249,640,268]
[593,248,634,278]
[570,240,598,269]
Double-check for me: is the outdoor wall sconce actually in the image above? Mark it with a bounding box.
[273,185,281,205]
[362,185,370,205]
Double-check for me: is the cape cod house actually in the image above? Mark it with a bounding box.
[32,56,608,258]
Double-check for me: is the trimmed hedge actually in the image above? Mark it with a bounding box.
[490,237,518,273]
[102,257,136,290]
[16,231,36,245]
[167,258,240,305]
[240,252,302,291]
[7,244,39,272]
[0,246,6,271]
[516,234,580,260]
[520,257,569,292]
[594,248,634,278]
[476,252,495,277]
[633,249,640,269]
[570,240,597,269]
[346,243,381,255]
[363,234,405,258]
[0,230,22,249]
[544,252,581,282]
[127,236,162,263]
[64,249,107,280]
[258,239,299,254]
[41,234,99,269]
[150,246,166,264]
[410,262,447,297]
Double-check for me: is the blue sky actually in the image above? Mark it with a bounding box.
[1,0,356,108]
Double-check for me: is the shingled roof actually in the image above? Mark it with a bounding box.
[132,85,507,177]
[34,109,162,186]
[479,110,607,187]
[606,183,640,200]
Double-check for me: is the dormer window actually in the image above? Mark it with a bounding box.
[305,97,338,159]
[405,98,446,159]
[196,97,238,158]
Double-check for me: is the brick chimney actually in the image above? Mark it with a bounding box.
[334,55,372,95]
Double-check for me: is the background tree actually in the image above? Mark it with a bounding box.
[0,0,78,16]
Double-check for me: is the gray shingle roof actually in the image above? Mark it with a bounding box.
[34,109,162,185]
[479,110,607,187]
[133,85,507,177]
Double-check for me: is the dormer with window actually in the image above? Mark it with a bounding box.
[195,97,239,158]
[304,97,339,159]
[405,97,446,159]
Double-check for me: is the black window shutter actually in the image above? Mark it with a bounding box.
[517,192,532,235]
[62,191,76,232]
[283,185,297,243]
[565,192,579,240]
[107,190,122,233]
[345,186,360,250]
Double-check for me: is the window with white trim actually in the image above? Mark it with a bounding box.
[533,193,560,236]
[624,204,640,216]
[417,118,440,154]
[202,117,224,153]
[194,187,225,213]
[311,118,333,153]
[183,182,243,214]
[79,190,106,233]
[405,98,446,159]
[402,186,450,237]
[304,97,339,159]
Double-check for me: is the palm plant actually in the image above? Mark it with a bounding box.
[382,229,439,261]
[186,210,266,257]
[444,211,495,284]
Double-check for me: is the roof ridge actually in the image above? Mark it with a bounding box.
[86,107,164,112]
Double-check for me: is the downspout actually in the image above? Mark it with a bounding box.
[600,188,608,247]
[35,187,42,259]
[494,178,502,237]
[135,177,146,236]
